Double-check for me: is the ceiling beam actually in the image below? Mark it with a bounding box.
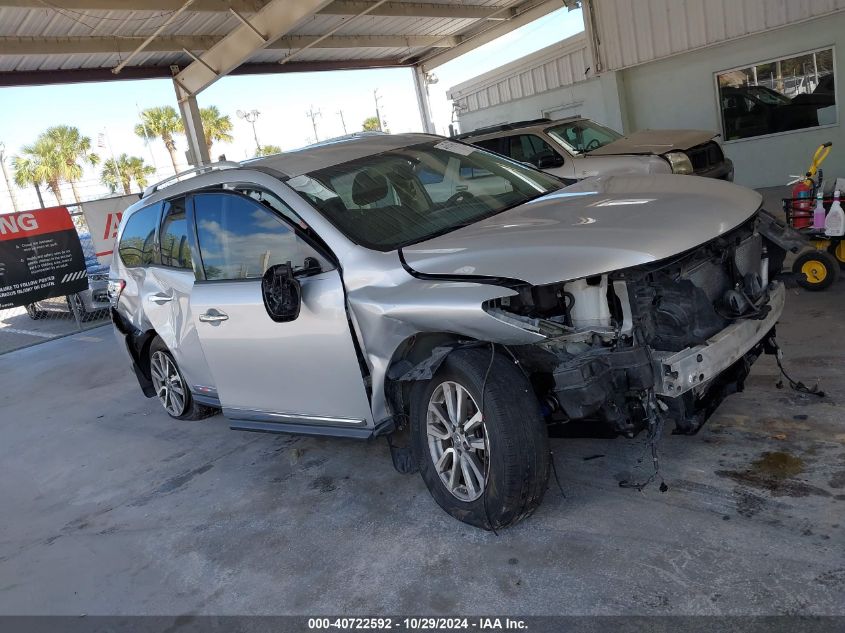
[172,0,333,96]
[0,58,408,87]
[0,34,456,56]
[0,0,497,18]
[322,1,496,18]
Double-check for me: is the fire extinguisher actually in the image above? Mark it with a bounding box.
[792,179,814,229]
[789,142,832,229]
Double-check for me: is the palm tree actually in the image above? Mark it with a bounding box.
[11,155,47,207]
[44,125,99,203]
[200,106,234,155]
[362,116,381,131]
[101,154,155,194]
[255,144,281,157]
[135,106,183,174]
[14,137,65,205]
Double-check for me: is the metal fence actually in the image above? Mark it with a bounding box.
[0,206,111,355]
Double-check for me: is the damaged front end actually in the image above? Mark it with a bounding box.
[484,212,789,436]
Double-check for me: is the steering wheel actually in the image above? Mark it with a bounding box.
[585,139,602,151]
[445,191,477,206]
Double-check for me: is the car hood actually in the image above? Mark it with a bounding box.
[586,129,717,156]
[401,175,762,286]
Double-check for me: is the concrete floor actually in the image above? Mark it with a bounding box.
[0,300,109,355]
[0,281,843,616]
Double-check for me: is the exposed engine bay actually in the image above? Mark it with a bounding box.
[483,212,789,436]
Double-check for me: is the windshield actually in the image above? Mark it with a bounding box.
[545,119,623,154]
[286,140,562,251]
[746,86,791,105]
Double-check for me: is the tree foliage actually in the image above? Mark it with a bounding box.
[362,116,382,132]
[200,106,234,154]
[12,126,98,205]
[135,106,184,174]
[101,154,156,195]
[255,144,282,157]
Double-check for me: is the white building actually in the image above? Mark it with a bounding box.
[449,1,845,188]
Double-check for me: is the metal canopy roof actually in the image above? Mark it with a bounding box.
[0,0,566,87]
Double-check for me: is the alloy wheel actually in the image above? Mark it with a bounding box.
[426,381,488,502]
[150,350,187,417]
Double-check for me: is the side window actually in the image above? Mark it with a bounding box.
[458,165,494,179]
[507,135,562,167]
[234,187,307,229]
[192,192,329,281]
[159,198,192,270]
[472,138,502,154]
[118,203,160,267]
[414,165,445,185]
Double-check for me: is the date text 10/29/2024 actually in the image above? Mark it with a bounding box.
[308,618,528,630]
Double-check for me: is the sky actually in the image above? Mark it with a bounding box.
[0,7,583,211]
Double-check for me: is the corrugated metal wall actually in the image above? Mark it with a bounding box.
[588,0,845,71]
[448,34,591,113]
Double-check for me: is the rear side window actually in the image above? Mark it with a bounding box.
[472,138,502,154]
[118,203,160,267]
[159,198,192,270]
[193,192,328,281]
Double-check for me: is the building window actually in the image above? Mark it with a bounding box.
[717,48,836,141]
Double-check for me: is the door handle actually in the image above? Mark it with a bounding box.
[199,310,229,323]
[149,293,173,304]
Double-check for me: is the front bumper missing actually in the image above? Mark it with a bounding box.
[652,281,785,397]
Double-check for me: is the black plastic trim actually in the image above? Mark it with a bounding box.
[397,248,529,291]
[228,419,374,439]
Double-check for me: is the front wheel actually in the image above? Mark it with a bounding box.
[793,249,839,291]
[410,347,550,530]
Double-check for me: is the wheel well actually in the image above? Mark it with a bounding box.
[384,332,469,421]
[135,329,159,380]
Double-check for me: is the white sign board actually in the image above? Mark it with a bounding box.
[79,194,140,266]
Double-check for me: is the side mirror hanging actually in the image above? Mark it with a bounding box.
[261,262,301,323]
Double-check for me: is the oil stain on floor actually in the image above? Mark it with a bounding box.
[716,451,832,498]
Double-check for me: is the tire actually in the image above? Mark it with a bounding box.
[66,293,97,322]
[25,303,46,320]
[793,249,840,291]
[829,240,845,270]
[149,337,217,421]
[410,346,550,530]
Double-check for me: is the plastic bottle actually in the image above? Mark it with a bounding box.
[826,190,845,237]
[812,190,826,229]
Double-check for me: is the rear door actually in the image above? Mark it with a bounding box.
[142,197,216,397]
[186,190,374,431]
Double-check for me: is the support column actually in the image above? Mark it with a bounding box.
[413,65,436,134]
[172,66,210,167]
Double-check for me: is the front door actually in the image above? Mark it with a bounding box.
[187,191,373,432]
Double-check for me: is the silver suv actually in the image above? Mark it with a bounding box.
[456,117,734,183]
[110,133,792,529]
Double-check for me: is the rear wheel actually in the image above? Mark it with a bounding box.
[25,303,46,320]
[149,338,217,421]
[66,294,92,321]
[410,347,550,530]
[829,240,845,269]
[793,249,839,291]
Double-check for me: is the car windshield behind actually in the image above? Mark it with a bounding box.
[545,119,623,154]
[286,140,562,251]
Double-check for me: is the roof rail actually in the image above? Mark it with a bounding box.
[142,161,242,198]
[451,118,554,139]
